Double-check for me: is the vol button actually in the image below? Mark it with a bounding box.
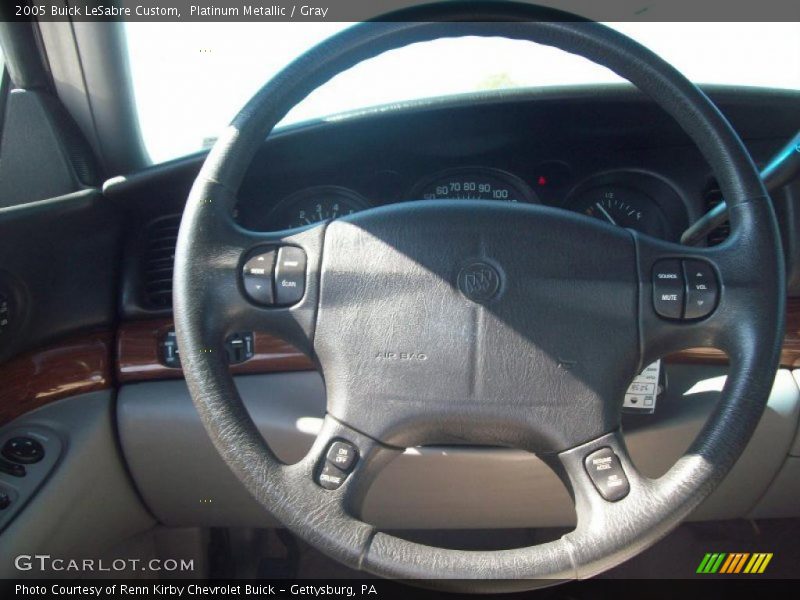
[684,260,719,319]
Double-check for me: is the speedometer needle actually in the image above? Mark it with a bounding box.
[595,202,617,225]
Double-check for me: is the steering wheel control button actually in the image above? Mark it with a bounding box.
[683,260,719,319]
[2,437,45,464]
[274,246,307,305]
[326,441,358,472]
[652,259,684,319]
[0,457,26,478]
[584,447,630,502]
[242,249,277,305]
[318,462,348,490]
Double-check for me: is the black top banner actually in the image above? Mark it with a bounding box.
[3,0,800,22]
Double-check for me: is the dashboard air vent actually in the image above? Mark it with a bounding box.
[703,183,730,246]
[142,215,181,309]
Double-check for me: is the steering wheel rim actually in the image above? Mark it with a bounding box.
[174,2,785,590]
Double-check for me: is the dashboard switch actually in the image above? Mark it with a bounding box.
[160,330,254,368]
[0,457,26,478]
[0,490,10,510]
[683,260,719,320]
[242,249,276,305]
[2,437,45,464]
[652,260,684,319]
[274,246,306,305]
[584,447,629,502]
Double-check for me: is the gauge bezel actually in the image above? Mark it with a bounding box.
[265,185,371,230]
[407,166,540,204]
[564,169,689,241]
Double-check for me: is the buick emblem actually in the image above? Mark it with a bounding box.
[457,262,501,303]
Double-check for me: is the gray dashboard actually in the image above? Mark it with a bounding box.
[114,365,800,530]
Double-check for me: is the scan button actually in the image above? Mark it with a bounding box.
[274,246,306,305]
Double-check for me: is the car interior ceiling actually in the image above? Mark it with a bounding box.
[0,17,799,587]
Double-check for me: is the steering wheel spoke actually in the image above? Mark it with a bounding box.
[634,228,783,367]
[288,415,403,516]
[176,178,325,357]
[558,431,646,532]
[556,430,664,579]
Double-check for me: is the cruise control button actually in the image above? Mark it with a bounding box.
[326,441,358,472]
[274,246,306,305]
[584,447,630,502]
[318,462,348,490]
[242,249,276,305]
[652,259,684,319]
[683,260,719,320]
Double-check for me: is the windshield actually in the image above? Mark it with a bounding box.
[124,22,800,164]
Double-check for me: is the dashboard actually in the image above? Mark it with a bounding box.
[242,165,685,240]
[227,86,780,244]
[97,85,800,322]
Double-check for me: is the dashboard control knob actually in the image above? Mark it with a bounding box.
[0,457,26,478]
[2,437,45,464]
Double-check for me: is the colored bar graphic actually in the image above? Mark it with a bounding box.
[698,552,773,574]
[710,553,726,573]
[696,553,714,573]
[719,554,735,574]
[733,553,750,573]
[719,553,749,573]
[758,553,773,573]
[744,553,774,574]
[697,553,727,573]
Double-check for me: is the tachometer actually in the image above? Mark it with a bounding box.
[410,167,539,203]
[267,186,370,229]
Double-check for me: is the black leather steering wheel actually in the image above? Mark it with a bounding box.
[174,2,785,590]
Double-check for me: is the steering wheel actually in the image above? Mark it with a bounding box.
[174,2,785,590]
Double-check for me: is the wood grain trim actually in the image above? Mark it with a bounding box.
[1,296,797,426]
[123,298,800,382]
[667,297,800,368]
[116,318,314,383]
[0,331,112,426]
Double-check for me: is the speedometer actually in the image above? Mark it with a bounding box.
[410,167,539,204]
